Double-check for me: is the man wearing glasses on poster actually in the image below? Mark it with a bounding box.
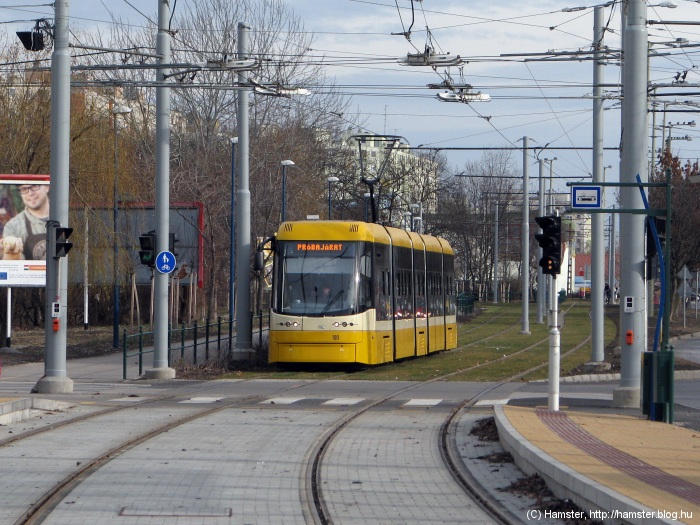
[1,184,49,260]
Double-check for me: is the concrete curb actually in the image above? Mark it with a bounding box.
[0,397,73,425]
[493,405,676,525]
[531,369,700,384]
[671,331,700,341]
[529,332,700,384]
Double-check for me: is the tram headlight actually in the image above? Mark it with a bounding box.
[285,321,299,327]
[333,322,340,327]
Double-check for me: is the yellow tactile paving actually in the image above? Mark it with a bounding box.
[504,406,700,521]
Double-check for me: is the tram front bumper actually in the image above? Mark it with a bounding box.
[271,342,357,363]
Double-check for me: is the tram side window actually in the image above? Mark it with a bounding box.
[359,245,373,310]
[426,251,444,317]
[374,244,391,320]
[393,246,413,320]
[444,255,456,315]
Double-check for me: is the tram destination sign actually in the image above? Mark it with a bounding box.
[571,185,602,209]
[296,242,344,252]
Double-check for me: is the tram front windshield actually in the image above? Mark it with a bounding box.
[275,241,358,316]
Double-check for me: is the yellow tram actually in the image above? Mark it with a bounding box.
[268,220,457,365]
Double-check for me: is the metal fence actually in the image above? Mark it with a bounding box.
[122,317,234,379]
[122,313,268,379]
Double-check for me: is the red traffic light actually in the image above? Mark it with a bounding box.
[535,215,561,276]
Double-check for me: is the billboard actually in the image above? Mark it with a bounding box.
[0,174,50,287]
[69,202,204,287]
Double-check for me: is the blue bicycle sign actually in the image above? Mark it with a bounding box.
[155,250,176,274]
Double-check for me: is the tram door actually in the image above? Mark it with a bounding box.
[374,242,393,363]
[413,239,427,356]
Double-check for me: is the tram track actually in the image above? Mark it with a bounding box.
[9,376,341,525]
[9,303,588,525]
[304,302,587,525]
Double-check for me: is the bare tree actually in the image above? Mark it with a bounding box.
[433,152,517,295]
[650,150,700,317]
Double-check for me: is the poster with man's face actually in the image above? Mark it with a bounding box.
[0,176,49,287]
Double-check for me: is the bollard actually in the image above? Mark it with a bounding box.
[228,317,233,355]
[138,326,143,377]
[122,329,128,380]
[259,311,263,349]
[217,316,221,358]
[193,320,198,365]
[205,317,210,361]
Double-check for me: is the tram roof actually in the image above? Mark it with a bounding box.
[276,221,453,255]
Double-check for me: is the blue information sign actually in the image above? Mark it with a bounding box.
[155,250,176,274]
[571,185,602,208]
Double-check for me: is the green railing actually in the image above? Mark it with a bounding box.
[122,316,235,380]
[457,293,477,316]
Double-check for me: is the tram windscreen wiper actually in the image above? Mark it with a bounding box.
[321,289,344,314]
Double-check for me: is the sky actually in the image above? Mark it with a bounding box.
[3,0,700,204]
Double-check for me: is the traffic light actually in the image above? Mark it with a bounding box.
[535,215,561,276]
[54,227,73,258]
[139,231,156,267]
[47,222,73,259]
[169,233,177,256]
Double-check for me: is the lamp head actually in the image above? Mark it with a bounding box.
[281,159,295,166]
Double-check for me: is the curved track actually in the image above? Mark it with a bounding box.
[304,303,587,524]
[5,305,588,525]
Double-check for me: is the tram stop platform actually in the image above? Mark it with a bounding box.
[495,404,700,524]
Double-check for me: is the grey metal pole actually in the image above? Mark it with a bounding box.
[521,136,530,334]
[614,0,648,408]
[112,111,120,350]
[608,214,614,290]
[235,22,253,357]
[229,137,237,323]
[493,201,499,304]
[328,179,333,219]
[146,0,175,379]
[650,99,657,178]
[6,288,11,347]
[536,159,545,323]
[548,272,560,411]
[83,208,89,330]
[590,6,605,364]
[35,0,73,394]
[548,159,555,214]
[281,165,287,222]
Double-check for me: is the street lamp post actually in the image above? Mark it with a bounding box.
[280,159,295,222]
[112,104,131,349]
[409,203,422,233]
[229,137,238,324]
[327,176,339,219]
